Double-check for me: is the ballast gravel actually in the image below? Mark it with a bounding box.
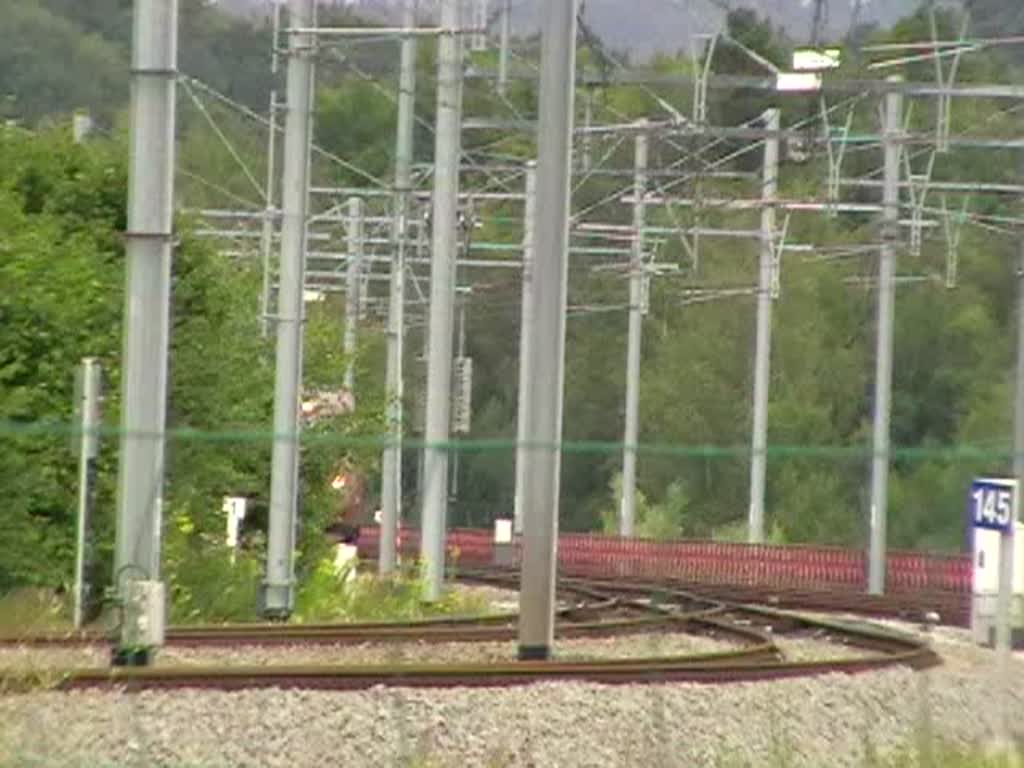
[2,632,1023,767]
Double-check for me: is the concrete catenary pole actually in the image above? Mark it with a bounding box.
[513,161,537,535]
[420,0,463,602]
[748,107,780,544]
[113,0,178,657]
[344,196,365,393]
[264,0,316,618]
[260,0,283,338]
[379,0,418,575]
[517,0,577,661]
[868,76,902,595]
[620,124,648,538]
[497,0,511,97]
[1003,239,1024,754]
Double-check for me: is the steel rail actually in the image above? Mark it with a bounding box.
[0,571,941,692]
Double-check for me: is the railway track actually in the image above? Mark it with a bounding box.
[0,571,940,692]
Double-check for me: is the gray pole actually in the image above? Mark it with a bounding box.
[620,124,648,538]
[868,76,902,595]
[1003,240,1024,753]
[113,0,178,657]
[264,0,316,618]
[260,0,283,338]
[581,89,593,172]
[498,0,511,97]
[517,0,577,661]
[513,161,537,535]
[380,0,418,576]
[748,107,780,544]
[1015,241,1024,528]
[74,359,101,630]
[420,0,463,602]
[451,299,467,500]
[344,196,364,394]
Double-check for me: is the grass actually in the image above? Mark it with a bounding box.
[0,589,72,635]
[163,534,496,625]
[292,556,496,624]
[0,550,496,656]
[710,741,1023,768]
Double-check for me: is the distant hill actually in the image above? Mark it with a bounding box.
[222,0,920,58]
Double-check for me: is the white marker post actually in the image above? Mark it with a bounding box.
[969,477,1018,756]
[73,359,102,630]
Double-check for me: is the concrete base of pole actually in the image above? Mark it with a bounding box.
[517,645,550,661]
[111,647,155,667]
[259,582,294,620]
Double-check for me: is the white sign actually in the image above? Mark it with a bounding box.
[222,496,247,548]
[970,478,1018,532]
[792,48,841,71]
[494,518,513,544]
[776,72,823,92]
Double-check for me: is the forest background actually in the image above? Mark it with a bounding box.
[1,0,1023,610]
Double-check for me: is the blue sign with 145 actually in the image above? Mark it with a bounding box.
[969,478,1019,533]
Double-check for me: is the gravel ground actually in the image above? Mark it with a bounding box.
[2,653,1023,768]
[3,629,1022,767]
[454,584,519,612]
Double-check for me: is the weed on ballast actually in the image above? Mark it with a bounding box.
[293,556,493,624]
[0,588,71,634]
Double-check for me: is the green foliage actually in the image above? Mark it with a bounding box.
[0,0,125,125]
[0,0,278,130]
[316,79,398,186]
[445,7,1024,556]
[0,127,125,590]
[164,522,262,625]
[600,473,689,541]
[293,558,492,624]
[0,125,388,612]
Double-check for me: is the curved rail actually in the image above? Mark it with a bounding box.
[0,570,940,693]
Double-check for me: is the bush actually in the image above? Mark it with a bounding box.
[294,556,493,624]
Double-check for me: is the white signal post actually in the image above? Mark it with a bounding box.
[74,359,102,630]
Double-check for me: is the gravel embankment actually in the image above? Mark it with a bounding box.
[2,630,1022,767]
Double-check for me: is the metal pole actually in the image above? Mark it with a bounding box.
[380,0,418,576]
[260,0,282,338]
[74,359,101,631]
[620,124,648,538]
[868,76,902,595]
[264,0,316,619]
[517,0,577,661]
[1003,241,1024,755]
[451,299,467,501]
[344,196,364,394]
[748,108,780,544]
[420,0,463,602]
[416,216,428,509]
[113,0,178,659]
[811,0,826,47]
[513,161,537,535]
[498,0,511,97]
[582,89,593,172]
